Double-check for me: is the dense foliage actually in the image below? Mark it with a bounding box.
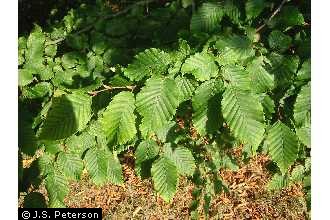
[19,0,310,216]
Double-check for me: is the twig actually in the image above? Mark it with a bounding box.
[256,0,288,32]
[45,0,157,46]
[88,84,136,96]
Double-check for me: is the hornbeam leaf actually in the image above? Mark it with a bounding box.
[222,87,265,148]
[136,77,180,133]
[57,152,84,181]
[84,147,109,186]
[294,83,311,127]
[38,92,92,140]
[124,48,171,81]
[99,92,136,146]
[266,121,299,174]
[45,168,69,207]
[151,156,178,203]
[192,79,224,136]
[164,145,196,176]
[190,3,224,33]
[181,52,218,82]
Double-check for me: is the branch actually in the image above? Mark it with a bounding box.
[88,84,136,96]
[45,0,158,46]
[256,0,288,33]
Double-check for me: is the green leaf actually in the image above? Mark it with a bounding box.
[192,79,224,136]
[38,153,55,175]
[246,58,274,93]
[296,59,311,82]
[216,35,255,63]
[259,94,275,120]
[61,52,85,69]
[99,92,136,146]
[19,69,34,87]
[135,140,160,165]
[57,152,84,181]
[38,92,92,140]
[222,87,265,149]
[45,168,69,207]
[182,0,193,8]
[107,152,124,185]
[267,53,299,88]
[164,145,196,176]
[294,83,311,127]
[266,121,299,174]
[245,0,266,20]
[84,147,108,186]
[25,29,45,70]
[124,48,171,81]
[221,155,239,171]
[296,126,310,148]
[267,173,288,191]
[221,64,251,91]
[65,132,96,156]
[181,52,218,82]
[136,77,180,133]
[18,36,27,65]
[290,165,305,183]
[190,3,224,33]
[269,6,305,29]
[19,120,38,156]
[45,44,57,57]
[175,76,197,102]
[22,82,53,99]
[268,30,292,52]
[151,156,178,202]
[223,0,241,24]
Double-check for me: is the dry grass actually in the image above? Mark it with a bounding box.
[62,149,307,219]
[20,148,307,219]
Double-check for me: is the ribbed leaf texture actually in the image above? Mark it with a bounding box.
[164,145,196,176]
[99,92,136,146]
[190,3,224,33]
[216,35,255,63]
[267,53,299,88]
[221,64,251,91]
[24,29,45,71]
[245,0,265,20]
[38,153,54,175]
[151,156,178,203]
[181,52,218,82]
[268,30,292,52]
[192,79,224,136]
[267,173,288,191]
[222,87,265,149]
[290,165,305,183]
[45,168,69,207]
[296,126,310,148]
[106,152,124,185]
[266,121,298,174]
[124,48,171,81]
[175,76,197,102]
[246,58,274,93]
[294,83,311,127]
[19,69,34,87]
[84,147,108,185]
[136,77,180,135]
[38,92,92,140]
[135,140,160,165]
[57,152,84,181]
